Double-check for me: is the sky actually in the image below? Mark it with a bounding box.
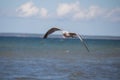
[0,0,120,36]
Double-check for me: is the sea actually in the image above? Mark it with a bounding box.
[0,34,120,80]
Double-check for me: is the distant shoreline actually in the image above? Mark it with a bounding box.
[0,33,120,40]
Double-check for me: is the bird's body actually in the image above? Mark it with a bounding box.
[62,31,76,38]
[65,33,76,38]
[43,27,90,52]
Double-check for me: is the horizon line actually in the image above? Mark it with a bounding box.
[0,33,120,40]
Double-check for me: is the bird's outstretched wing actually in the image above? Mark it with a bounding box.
[43,27,90,52]
[76,33,90,52]
[43,27,61,38]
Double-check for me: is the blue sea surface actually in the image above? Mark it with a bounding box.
[0,36,120,80]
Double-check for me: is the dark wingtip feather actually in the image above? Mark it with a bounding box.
[43,27,61,39]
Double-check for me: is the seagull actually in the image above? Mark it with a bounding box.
[43,27,89,52]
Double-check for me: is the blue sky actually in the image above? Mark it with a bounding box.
[0,0,120,36]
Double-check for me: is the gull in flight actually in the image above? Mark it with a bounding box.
[43,27,89,52]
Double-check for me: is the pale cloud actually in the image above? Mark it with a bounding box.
[40,8,48,18]
[86,6,104,19]
[16,1,120,22]
[73,11,86,19]
[56,2,104,20]
[73,5,120,21]
[106,8,120,21]
[57,2,79,17]
[73,5,104,20]
[16,2,39,17]
[56,2,120,21]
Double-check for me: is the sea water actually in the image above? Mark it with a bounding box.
[0,36,120,80]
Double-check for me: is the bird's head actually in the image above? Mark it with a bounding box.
[62,31,69,34]
[62,31,70,37]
